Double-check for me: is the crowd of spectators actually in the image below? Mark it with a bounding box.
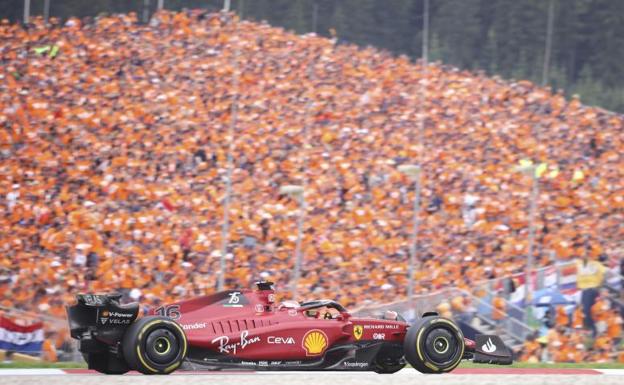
[0,10,623,360]
[519,295,624,363]
[514,261,624,363]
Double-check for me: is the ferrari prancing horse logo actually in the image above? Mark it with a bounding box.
[353,325,363,340]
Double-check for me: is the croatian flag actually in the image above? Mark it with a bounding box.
[0,316,44,354]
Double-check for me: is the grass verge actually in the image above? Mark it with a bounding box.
[0,361,86,369]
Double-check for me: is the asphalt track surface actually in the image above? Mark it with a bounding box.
[3,368,624,385]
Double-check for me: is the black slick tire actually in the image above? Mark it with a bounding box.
[403,316,464,374]
[121,316,187,375]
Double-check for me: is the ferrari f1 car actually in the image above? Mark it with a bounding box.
[66,281,512,374]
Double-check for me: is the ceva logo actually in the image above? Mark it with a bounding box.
[267,336,295,344]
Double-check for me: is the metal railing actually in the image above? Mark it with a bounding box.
[459,289,533,345]
[354,259,623,348]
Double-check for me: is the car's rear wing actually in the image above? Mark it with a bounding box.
[67,293,139,348]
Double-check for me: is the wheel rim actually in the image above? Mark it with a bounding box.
[433,336,449,354]
[422,327,460,367]
[145,328,180,365]
[154,337,171,355]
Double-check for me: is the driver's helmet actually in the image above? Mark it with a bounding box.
[277,300,300,313]
[383,310,398,320]
[305,309,320,318]
[279,300,300,309]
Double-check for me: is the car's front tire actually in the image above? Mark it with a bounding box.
[403,316,464,374]
[121,316,187,375]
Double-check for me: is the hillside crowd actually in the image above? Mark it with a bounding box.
[0,10,623,361]
[518,293,624,363]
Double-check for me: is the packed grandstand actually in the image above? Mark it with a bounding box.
[0,10,623,363]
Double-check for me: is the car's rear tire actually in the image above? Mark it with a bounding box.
[403,316,464,374]
[82,352,129,375]
[121,316,187,375]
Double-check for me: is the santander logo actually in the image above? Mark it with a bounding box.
[181,322,206,330]
[482,338,497,353]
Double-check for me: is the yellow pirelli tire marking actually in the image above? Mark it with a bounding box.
[136,319,188,374]
[136,320,162,374]
[415,325,426,362]
[168,320,188,364]
[165,361,181,373]
[433,318,461,332]
[136,344,158,373]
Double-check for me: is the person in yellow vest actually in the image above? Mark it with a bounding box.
[577,256,606,335]
[577,257,606,289]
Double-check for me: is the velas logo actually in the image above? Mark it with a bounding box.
[302,330,328,356]
[99,310,134,325]
[353,325,363,340]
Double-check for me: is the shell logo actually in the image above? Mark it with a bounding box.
[302,329,328,356]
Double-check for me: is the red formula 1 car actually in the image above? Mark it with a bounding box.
[67,281,512,375]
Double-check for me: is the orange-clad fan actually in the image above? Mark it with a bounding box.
[0,10,622,363]
[555,306,569,328]
[571,306,585,329]
[492,294,507,321]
